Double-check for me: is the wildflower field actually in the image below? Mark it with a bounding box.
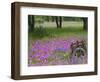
[28,15,88,66]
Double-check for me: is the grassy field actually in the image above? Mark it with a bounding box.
[28,26,87,41]
[28,21,87,40]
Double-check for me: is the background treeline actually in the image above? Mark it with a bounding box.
[28,15,88,32]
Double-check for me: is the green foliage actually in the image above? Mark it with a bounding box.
[29,26,49,39]
[34,16,83,22]
[63,17,82,21]
[47,58,54,62]
[63,53,70,60]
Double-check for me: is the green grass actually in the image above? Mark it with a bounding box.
[46,27,86,36]
[28,26,87,40]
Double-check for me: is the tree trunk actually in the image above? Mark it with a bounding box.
[82,18,88,31]
[55,16,62,28]
[59,16,62,28]
[55,16,59,28]
[28,15,35,32]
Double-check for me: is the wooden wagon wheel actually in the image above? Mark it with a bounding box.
[72,47,86,57]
